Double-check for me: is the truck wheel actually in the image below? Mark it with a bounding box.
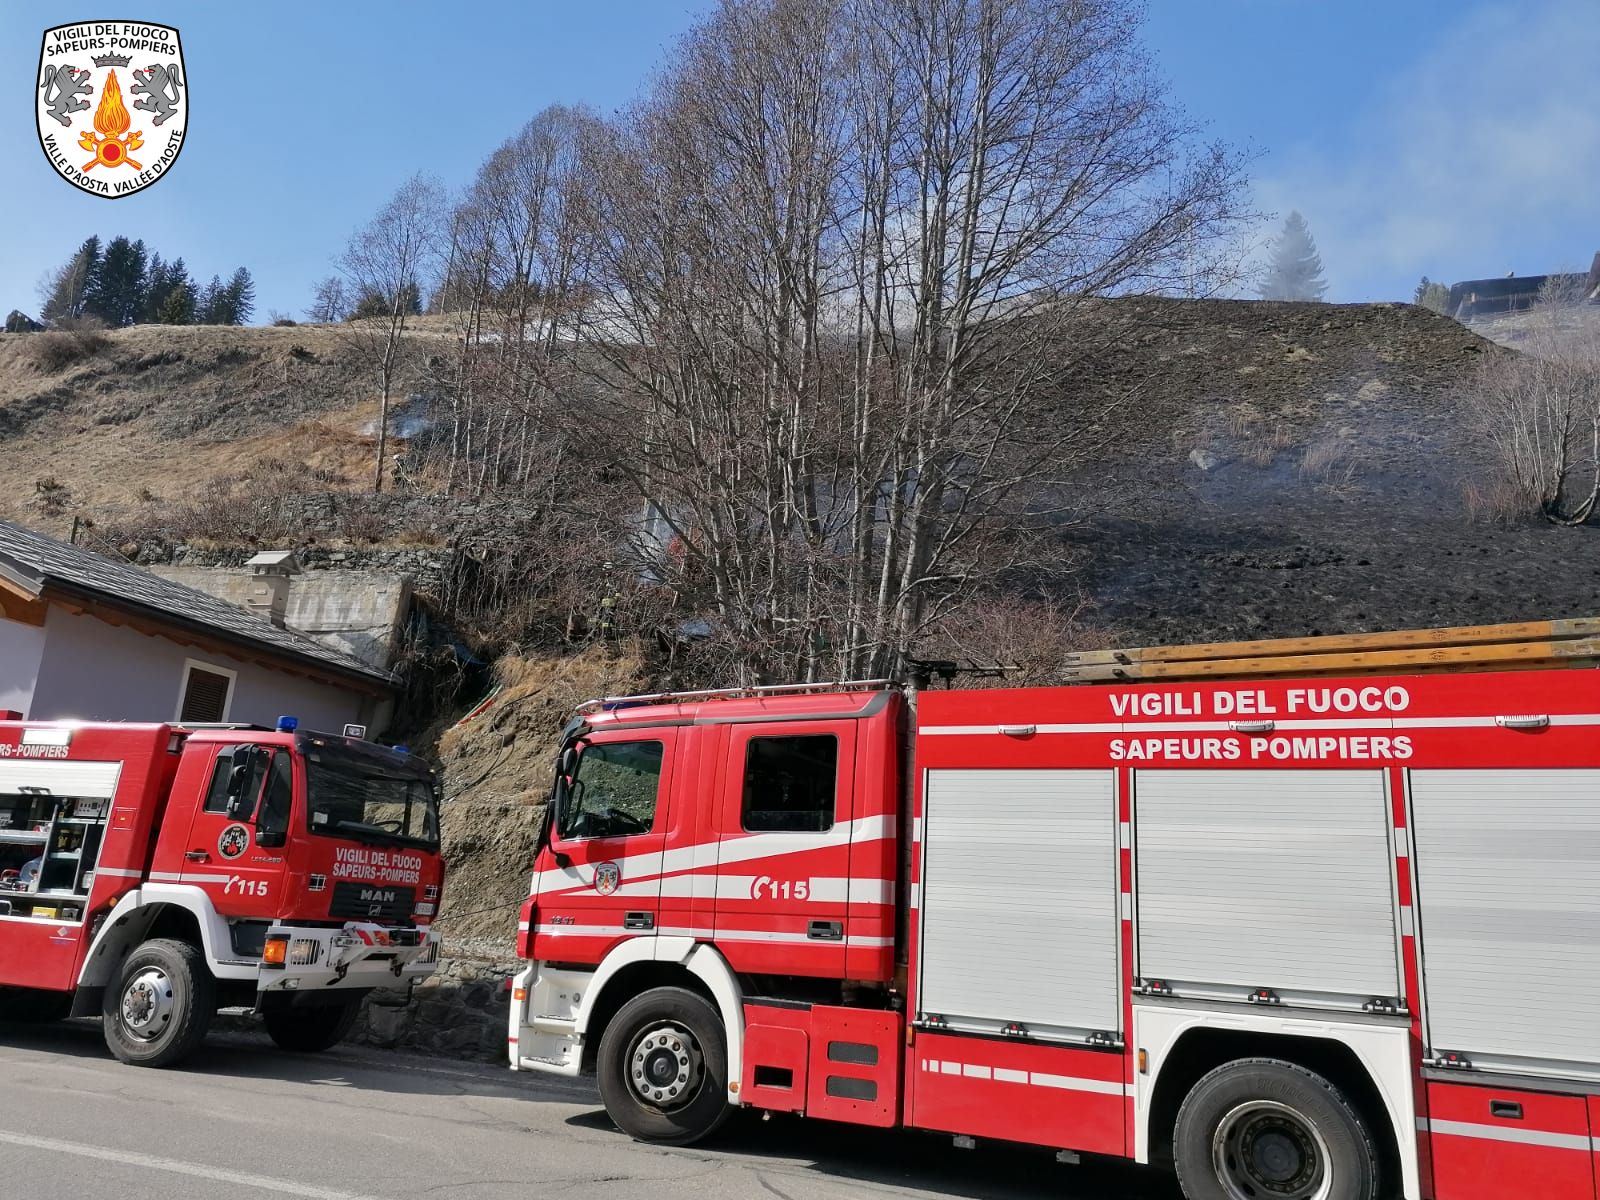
[597,986,730,1146]
[264,999,361,1053]
[101,938,215,1068]
[1174,1058,1379,1200]
[0,987,72,1023]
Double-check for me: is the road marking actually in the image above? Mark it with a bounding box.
[0,1129,394,1200]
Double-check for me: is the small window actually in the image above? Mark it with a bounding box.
[559,740,664,841]
[742,735,837,832]
[258,751,293,840]
[202,746,271,818]
[178,662,235,724]
[202,747,239,814]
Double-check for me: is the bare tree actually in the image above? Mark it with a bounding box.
[564,0,1249,680]
[336,174,445,492]
[1473,281,1600,525]
[305,275,348,323]
[423,108,599,497]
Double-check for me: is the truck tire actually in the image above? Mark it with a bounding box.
[1174,1058,1379,1200]
[597,986,730,1146]
[0,987,72,1023]
[264,999,360,1053]
[101,938,215,1068]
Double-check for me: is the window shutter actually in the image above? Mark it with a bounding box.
[180,667,232,723]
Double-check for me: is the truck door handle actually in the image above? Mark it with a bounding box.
[623,912,654,930]
[807,920,843,941]
[185,850,210,862]
[1489,1101,1523,1120]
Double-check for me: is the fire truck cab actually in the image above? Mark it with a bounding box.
[510,623,1600,1200]
[0,717,443,1067]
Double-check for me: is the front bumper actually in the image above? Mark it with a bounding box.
[257,922,441,992]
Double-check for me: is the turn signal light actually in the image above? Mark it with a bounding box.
[262,935,289,968]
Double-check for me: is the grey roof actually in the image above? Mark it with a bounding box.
[0,520,392,689]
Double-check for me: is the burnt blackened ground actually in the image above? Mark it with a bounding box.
[1069,514,1600,646]
[1042,298,1599,644]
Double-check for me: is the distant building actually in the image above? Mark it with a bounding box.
[1447,271,1590,320]
[0,520,394,730]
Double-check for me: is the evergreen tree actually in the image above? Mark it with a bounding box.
[222,267,256,325]
[157,279,196,324]
[142,252,169,322]
[197,274,224,324]
[1257,211,1328,301]
[148,256,194,323]
[85,236,150,326]
[1414,276,1451,315]
[40,236,101,324]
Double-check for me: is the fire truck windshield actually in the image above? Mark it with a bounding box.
[300,741,440,851]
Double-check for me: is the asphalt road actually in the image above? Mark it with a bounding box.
[0,1020,1182,1200]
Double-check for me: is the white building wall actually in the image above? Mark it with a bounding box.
[0,616,46,714]
[26,606,376,732]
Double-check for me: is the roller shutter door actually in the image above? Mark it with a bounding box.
[1411,769,1600,1069]
[0,759,121,799]
[918,769,1119,1040]
[1135,769,1398,1003]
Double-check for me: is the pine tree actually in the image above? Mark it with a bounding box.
[40,236,101,324]
[142,252,168,322]
[197,274,225,324]
[85,236,150,326]
[1414,276,1451,315]
[1257,211,1328,301]
[222,267,256,325]
[150,257,194,323]
[157,279,196,324]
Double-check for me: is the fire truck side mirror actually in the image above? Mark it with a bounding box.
[224,747,264,821]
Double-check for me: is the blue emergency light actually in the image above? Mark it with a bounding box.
[276,715,299,732]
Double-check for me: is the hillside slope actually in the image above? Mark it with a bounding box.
[0,322,426,525]
[1043,299,1599,645]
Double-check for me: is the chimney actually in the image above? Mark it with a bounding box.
[243,550,301,628]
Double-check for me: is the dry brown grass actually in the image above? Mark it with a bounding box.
[1238,419,1296,467]
[437,645,646,766]
[0,322,436,522]
[1299,438,1360,487]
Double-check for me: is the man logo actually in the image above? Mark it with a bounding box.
[36,21,187,197]
[593,862,621,896]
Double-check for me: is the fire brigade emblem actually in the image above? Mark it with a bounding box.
[218,823,250,859]
[36,22,187,197]
[593,862,621,896]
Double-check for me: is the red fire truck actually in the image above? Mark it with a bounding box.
[510,619,1600,1200]
[0,715,443,1067]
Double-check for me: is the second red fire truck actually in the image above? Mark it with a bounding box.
[511,619,1600,1200]
[0,715,443,1066]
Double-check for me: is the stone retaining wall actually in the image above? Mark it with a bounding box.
[353,956,517,1060]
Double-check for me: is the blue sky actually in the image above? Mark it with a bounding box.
[1,0,1595,319]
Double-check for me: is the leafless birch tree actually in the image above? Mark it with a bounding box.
[560,0,1248,679]
[337,173,445,493]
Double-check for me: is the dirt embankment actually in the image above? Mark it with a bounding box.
[431,647,643,958]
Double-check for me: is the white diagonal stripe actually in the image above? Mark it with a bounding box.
[0,1129,393,1200]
